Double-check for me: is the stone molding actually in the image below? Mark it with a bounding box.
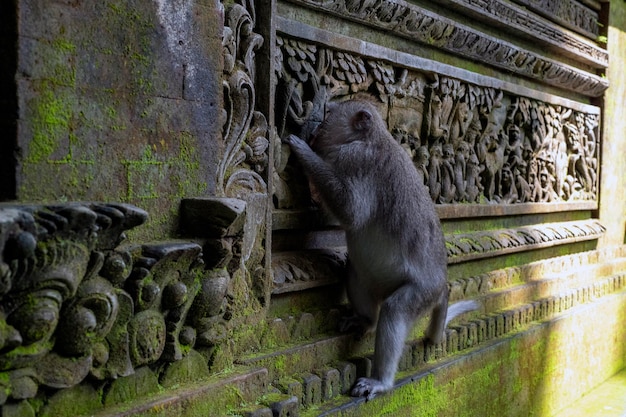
[510,0,600,38]
[436,0,606,68]
[270,219,605,293]
[445,219,606,264]
[279,0,608,96]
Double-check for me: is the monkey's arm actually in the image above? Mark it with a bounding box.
[283,134,362,226]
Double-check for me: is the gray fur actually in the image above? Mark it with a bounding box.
[283,99,478,400]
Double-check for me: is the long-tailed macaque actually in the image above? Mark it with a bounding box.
[283,99,478,400]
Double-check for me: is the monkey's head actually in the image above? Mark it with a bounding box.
[309,99,387,152]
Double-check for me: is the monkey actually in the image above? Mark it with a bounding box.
[283,99,478,400]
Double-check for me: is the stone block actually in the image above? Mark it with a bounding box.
[336,361,357,394]
[411,342,425,368]
[398,344,412,372]
[180,197,246,238]
[316,367,342,401]
[472,318,487,343]
[267,395,299,417]
[300,373,322,407]
[276,377,303,399]
[292,313,315,340]
[241,406,273,417]
[446,328,459,354]
[352,356,372,379]
[467,321,478,347]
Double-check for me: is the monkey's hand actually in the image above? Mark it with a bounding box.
[282,134,311,156]
[351,377,390,401]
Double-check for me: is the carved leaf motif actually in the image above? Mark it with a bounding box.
[218,0,268,199]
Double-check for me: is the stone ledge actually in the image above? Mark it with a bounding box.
[270,220,606,294]
[307,289,626,416]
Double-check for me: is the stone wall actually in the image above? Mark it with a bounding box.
[1,0,626,416]
[4,0,223,240]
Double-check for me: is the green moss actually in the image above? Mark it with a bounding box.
[27,88,72,164]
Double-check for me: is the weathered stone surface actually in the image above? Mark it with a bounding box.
[180,197,247,238]
[2,0,626,415]
[9,0,222,240]
[267,394,299,417]
[300,373,322,407]
[160,349,210,388]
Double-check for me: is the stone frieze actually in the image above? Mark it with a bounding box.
[280,0,608,96]
[274,34,601,211]
[436,0,606,68]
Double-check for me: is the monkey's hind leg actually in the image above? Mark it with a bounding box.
[339,261,378,337]
[425,289,449,345]
[351,284,424,400]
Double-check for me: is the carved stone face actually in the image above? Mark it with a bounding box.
[502,166,513,185]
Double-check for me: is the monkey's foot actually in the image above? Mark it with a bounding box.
[338,314,372,338]
[351,377,390,401]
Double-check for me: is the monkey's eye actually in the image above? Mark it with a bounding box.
[324,102,338,118]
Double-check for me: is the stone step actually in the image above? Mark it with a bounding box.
[552,368,626,417]
[87,367,269,417]
[299,288,626,416]
[237,270,626,413]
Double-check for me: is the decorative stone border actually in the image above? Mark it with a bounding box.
[436,0,606,67]
[278,0,608,96]
[270,220,605,292]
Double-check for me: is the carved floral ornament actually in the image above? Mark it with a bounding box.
[0,204,233,405]
[273,36,600,210]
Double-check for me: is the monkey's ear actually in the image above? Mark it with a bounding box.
[352,110,373,131]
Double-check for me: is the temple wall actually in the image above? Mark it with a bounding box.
[1,0,625,416]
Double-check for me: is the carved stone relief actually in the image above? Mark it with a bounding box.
[273,36,600,210]
[282,0,608,96]
[218,0,269,200]
[436,0,606,68]
[270,32,603,293]
[216,0,271,305]
[510,0,600,38]
[0,204,232,406]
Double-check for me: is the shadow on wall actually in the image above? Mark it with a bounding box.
[0,0,17,201]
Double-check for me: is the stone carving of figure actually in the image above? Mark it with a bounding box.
[514,160,532,203]
[506,125,524,169]
[440,144,457,203]
[566,119,593,194]
[541,108,570,199]
[528,158,542,202]
[539,167,558,202]
[480,124,507,201]
[429,95,449,143]
[449,101,472,147]
[428,144,443,202]
[454,142,470,201]
[465,152,483,203]
[414,145,430,186]
[498,164,518,203]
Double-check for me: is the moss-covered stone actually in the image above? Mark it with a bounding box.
[39,384,103,417]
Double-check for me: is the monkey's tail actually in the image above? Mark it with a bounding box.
[444,300,480,327]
